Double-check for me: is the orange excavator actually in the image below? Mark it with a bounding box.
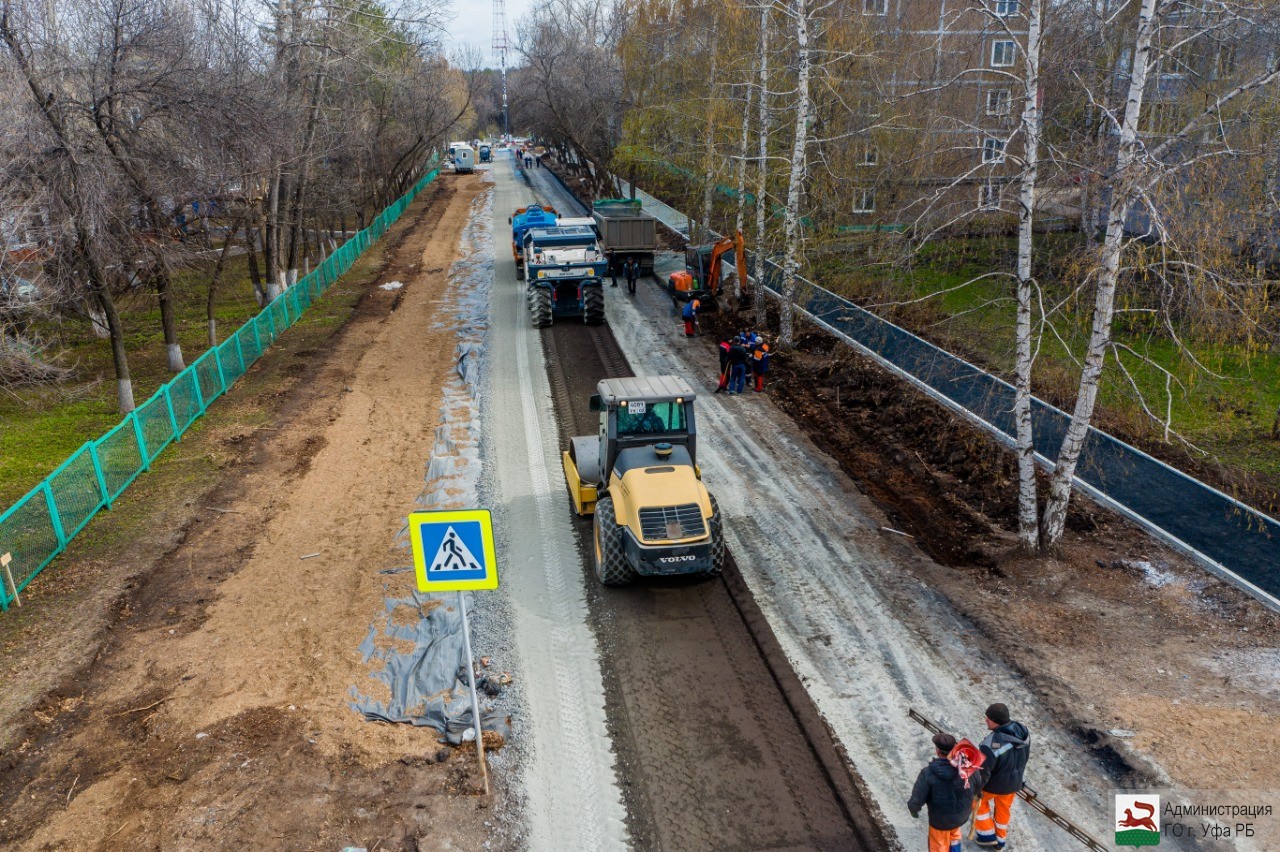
[667,230,747,309]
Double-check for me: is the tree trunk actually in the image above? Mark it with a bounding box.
[778,0,812,347]
[245,223,266,306]
[266,171,285,300]
[1014,0,1044,551]
[207,221,240,346]
[1041,0,1159,547]
[734,82,753,299]
[701,31,719,244]
[95,287,135,413]
[156,268,184,372]
[753,2,772,328]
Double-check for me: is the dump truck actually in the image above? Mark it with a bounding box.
[523,225,606,326]
[563,376,724,585]
[592,199,658,276]
[510,205,559,275]
[668,230,746,308]
[479,144,492,163]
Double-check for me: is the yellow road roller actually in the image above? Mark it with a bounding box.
[562,376,725,585]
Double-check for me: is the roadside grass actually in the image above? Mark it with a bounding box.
[810,236,1280,491]
[0,246,385,508]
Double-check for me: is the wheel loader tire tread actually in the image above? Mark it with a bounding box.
[530,287,553,328]
[583,286,605,325]
[593,497,635,586]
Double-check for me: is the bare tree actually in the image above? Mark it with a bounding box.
[1040,0,1280,546]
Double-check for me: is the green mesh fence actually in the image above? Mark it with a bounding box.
[0,166,441,610]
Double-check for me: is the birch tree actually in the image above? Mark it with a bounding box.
[777,0,815,347]
[1012,0,1045,549]
[1040,0,1280,547]
[753,0,773,326]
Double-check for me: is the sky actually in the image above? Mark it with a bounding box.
[442,0,539,64]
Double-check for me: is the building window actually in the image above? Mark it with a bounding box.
[994,0,1019,15]
[852,189,876,213]
[991,40,1016,67]
[859,146,879,166]
[862,0,887,14]
[986,89,1012,116]
[982,137,1006,163]
[979,182,1000,210]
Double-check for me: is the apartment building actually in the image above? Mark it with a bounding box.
[849,0,1029,229]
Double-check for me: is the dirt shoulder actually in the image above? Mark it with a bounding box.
[0,173,498,850]
[703,300,1280,799]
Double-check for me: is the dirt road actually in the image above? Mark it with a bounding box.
[0,174,502,850]
[514,157,884,850]
[477,157,627,851]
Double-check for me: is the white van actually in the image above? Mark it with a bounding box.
[454,144,476,174]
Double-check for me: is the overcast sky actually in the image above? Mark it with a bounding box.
[442,0,538,64]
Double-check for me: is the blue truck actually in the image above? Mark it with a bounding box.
[523,225,606,327]
[509,205,559,279]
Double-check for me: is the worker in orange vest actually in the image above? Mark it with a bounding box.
[752,344,770,392]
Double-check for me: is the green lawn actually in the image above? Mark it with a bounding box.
[0,247,380,508]
[810,235,1280,491]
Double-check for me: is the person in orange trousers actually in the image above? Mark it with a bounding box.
[974,703,1031,850]
[908,732,973,852]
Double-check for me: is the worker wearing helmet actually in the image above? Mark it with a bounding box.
[682,299,700,337]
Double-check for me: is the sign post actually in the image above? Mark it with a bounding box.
[408,510,499,795]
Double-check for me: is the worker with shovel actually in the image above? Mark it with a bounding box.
[908,732,980,852]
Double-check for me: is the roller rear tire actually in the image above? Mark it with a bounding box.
[593,497,636,586]
[706,493,725,578]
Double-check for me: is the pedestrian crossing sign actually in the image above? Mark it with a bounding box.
[409,510,499,592]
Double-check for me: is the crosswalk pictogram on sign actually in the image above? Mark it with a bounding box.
[430,526,482,573]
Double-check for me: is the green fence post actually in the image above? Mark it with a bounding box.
[235,335,246,374]
[43,482,68,548]
[252,316,264,353]
[213,347,228,394]
[265,301,277,340]
[191,367,205,416]
[164,386,181,442]
[88,441,112,509]
[130,412,150,472]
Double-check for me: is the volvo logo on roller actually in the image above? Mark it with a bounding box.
[409,510,500,592]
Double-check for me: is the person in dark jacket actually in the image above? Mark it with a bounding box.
[908,732,972,852]
[624,257,640,295]
[727,341,749,394]
[716,340,732,393]
[607,249,618,287]
[974,703,1031,850]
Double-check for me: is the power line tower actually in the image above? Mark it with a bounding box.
[491,0,510,138]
